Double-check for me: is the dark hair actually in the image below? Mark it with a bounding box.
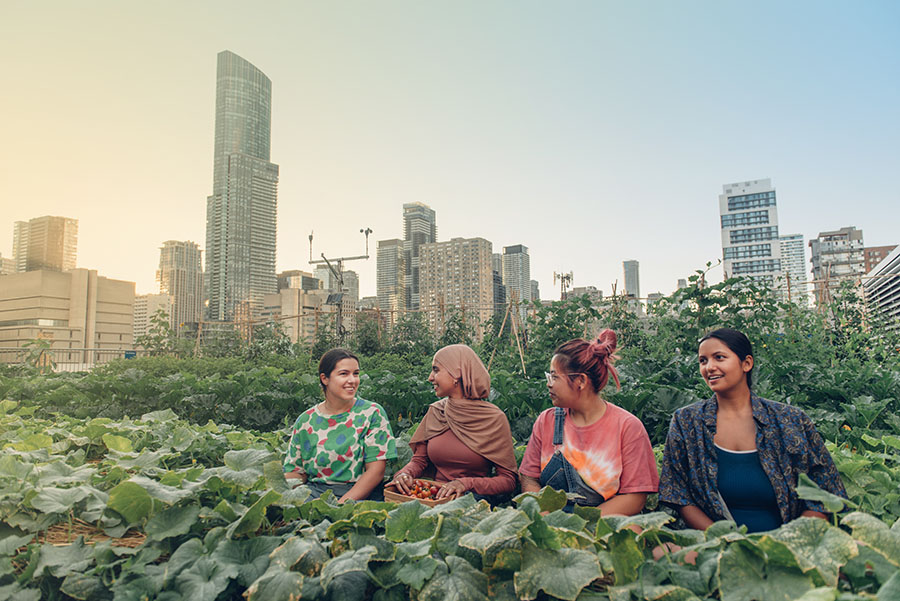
[318,348,359,391]
[553,329,620,392]
[698,328,753,388]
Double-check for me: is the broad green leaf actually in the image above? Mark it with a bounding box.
[175,556,238,601]
[421,494,477,517]
[419,555,489,601]
[219,448,275,487]
[608,529,644,585]
[385,501,436,542]
[765,517,858,586]
[325,569,370,601]
[112,450,167,469]
[514,487,567,513]
[842,512,900,566]
[396,555,439,590]
[269,535,329,575]
[543,510,588,532]
[514,542,602,601]
[32,538,94,578]
[795,587,839,601]
[210,536,282,586]
[29,486,92,514]
[263,460,313,505]
[161,537,207,585]
[458,507,531,554]
[130,475,194,505]
[244,565,305,601]
[140,409,179,422]
[617,511,675,533]
[878,571,900,600]
[321,546,377,591]
[717,540,814,601]
[226,489,281,538]
[145,505,201,541]
[0,583,40,601]
[0,533,34,556]
[397,539,433,559]
[59,573,108,600]
[34,461,96,486]
[0,399,16,413]
[328,509,390,538]
[107,481,153,524]
[349,532,397,561]
[0,455,32,480]
[10,433,53,451]
[796,474,853,514]
[102,433,133,453]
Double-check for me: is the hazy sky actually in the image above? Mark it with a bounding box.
[1,1,898,299]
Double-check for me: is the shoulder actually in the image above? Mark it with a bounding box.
[605,403,650,436]
[754,396,813,423]
[670,398,709,423]
[479,400,511,422]
[292,406,317,427]
[353,398,387,417]
[530,407,557,431]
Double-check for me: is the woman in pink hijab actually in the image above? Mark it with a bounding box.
[390,344,518,501]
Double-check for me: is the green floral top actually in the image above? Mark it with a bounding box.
[283,398,397,484]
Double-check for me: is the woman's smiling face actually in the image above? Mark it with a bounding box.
[698,337,752,395]
[321,358,360,403]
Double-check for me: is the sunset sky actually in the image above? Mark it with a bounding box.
[1,1,898,299]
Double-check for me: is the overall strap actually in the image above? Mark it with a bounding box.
[552,407,565,446]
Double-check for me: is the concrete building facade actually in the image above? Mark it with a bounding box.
[0,269,134,362]
[863,245,900,327]
[261,288,333,345]
[204,50,279,322]
[623,260,640,299]
[376,238,406,318]
[719,179,782,288]
[865,245,897,274]
[419,237,493,338]
[810,226,865,305]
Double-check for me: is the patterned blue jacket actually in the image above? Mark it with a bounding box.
[659,395,847,524]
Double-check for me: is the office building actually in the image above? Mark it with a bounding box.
[0,269,134,362]
[12,216,78,273]
[677,279,688,290]
[865,245,897,274]
[531,280,540,303]
[133,293,174,341]
[402,203,437,310]
[261,288,332,345]
[863,245,900,327]
[277,270,320,291]
[647,292,664,305]
[719,179,781,288]
[156,240,202,331]
[314,266,337,291]
[376,238,406,319]
[419,237,493,338]
[567,286,603,303]
[810,226,865,305]
[359,296,377,310]
[491,254,506,315]
[623,260,640,299]
[204,50,279,322]
[779,234,808,304]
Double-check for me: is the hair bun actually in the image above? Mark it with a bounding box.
[591,329,617,357]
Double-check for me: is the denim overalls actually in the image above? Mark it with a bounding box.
[539,407,605,511]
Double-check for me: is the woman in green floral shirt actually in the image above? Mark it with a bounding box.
[284,348,397,502]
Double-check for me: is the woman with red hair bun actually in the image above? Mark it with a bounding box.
[519,330,659,514]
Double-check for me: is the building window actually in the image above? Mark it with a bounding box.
[727,191,776,211]
[730,226,779,244]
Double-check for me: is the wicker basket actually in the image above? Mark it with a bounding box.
[384,478,451,507]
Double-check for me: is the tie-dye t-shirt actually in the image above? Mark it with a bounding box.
[283,398,397,484]
[519,403,658,500]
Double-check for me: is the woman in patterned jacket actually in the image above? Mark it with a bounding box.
[283,348,397,502]
[659,328,847,532]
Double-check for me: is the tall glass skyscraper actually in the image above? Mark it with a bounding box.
[402,203,436,310]
[204,50,279,322]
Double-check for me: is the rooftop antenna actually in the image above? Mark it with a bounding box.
[308,228,372,342]
[554,271,573,300]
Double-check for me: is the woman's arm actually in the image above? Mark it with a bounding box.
[520,474,541,493]
[599,492,647,517]
[391,443,429,494]
[284,470,307,485]
[679,504,715,530]
[339,460,386,503]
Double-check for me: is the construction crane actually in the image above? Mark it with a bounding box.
[308,228,372,341]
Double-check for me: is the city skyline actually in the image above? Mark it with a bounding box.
[1,2,898,300]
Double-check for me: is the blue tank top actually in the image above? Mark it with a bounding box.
[716,444,782,533]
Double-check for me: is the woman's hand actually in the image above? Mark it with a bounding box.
[436,479,467,500]
[391,472,414,495]
[284,471,307,487]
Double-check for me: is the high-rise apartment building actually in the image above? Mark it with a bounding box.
[277,270,320,291]
[623,260,640,299]
[863,245,900,327]
[204,51,279,322]
[779,234,808,304]
[719,179,782,288]
[0,253,14,275]
[530,280,540,303]
[156,240,202,331]
[402,203,437,310]
[376,238,406,318]
[12,216,78,273]
[864,245,897,274]
[133,293,174,341]
[419,237,493,338]
[502,245,532,304]
[809,226,865,305]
